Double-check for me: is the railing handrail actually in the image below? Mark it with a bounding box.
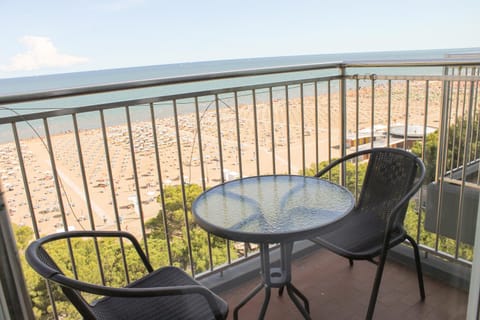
[0,74,342,125]
[342,57,480,68]
[0,62,343,106]
[1,57,479,106]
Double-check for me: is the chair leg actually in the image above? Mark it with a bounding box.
[349,258,354,267]
[366,249,388,320]
[406,235,426,300]
[366,237,426,319]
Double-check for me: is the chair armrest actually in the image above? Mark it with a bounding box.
[315,149,375,178]
[26,230,154,275]
[69,230,153,271]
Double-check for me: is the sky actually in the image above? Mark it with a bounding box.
[1,0,479,79]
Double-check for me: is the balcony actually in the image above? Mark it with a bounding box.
[0,56,479,319]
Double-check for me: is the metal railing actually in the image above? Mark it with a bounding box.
[0,57,479,318]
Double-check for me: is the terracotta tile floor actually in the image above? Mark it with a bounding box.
[219,249,468,320]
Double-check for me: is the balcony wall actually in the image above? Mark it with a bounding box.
[0,58,479,318]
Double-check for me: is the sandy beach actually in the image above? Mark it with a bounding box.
[0,81,444,237]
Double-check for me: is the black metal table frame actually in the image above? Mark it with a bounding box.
[233,241,311,320]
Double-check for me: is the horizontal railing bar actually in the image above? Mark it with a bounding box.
[343,58,480,68]
[195,250,262,281]
[419,243,472,267]
[442,177,480,191]
[0,75,341,125]
[0,62,344,105]
[1,58,479,106]
[3,73,479,125]
[347,74,480,81]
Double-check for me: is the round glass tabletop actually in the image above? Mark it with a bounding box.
[192,175,355,243]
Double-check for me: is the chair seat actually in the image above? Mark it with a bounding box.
[91,266,228,320]
[311,208,406,259]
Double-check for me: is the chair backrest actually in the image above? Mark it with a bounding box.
[356,148,424,229]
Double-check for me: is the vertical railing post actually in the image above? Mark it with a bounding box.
[0,190,34,319]
[433,66,451,251]
[339,64,347,186]
[454,81,476,258]
[436,68,450,182]
[467,195,480,319]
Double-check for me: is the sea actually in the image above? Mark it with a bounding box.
[0,47,478,142]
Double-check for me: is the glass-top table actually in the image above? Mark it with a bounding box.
[192,175,355,319]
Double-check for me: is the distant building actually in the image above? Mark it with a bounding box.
[347,124,436,151]
[388,125,436,149]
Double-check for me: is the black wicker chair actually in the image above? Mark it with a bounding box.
[309,148,426,319]
[26,230,228,320]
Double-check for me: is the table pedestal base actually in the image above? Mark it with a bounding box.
[233,242,311,320]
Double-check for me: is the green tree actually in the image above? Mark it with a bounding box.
[404,203,473,261]
[145,184,203,239]
[145,183,237,274]
[12,224,33,250]
[411,130,438,183]
[411,115,480,184]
